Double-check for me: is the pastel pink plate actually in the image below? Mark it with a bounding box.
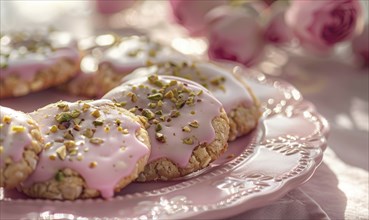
[0,69,329,219]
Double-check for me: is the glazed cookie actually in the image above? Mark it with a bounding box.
[61,35,187,98]
[123,61,261,141]
[0,106,43,189]
[0,30,80,98]
[103,75,230,181]
[19,100,151,200]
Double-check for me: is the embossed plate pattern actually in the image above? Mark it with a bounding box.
[0,70,329,220]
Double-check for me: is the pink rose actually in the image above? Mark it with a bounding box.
[95,0,136,15]
[351,23,369,66]
[286,0,363,52]
[206,6,265,67]
[264,10,294,45]
[169,0,227,36]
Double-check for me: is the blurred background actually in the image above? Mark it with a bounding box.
[1,0,368,171]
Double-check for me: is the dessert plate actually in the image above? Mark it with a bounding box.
[0,69,329,220]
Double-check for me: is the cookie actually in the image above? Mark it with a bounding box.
[19,100,151,200]
[61,35,187,98]
[123,61,261,141]
[103,75,230,181]
[0,30,80,98]
[0,106,43,189]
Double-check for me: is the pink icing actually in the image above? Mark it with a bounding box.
[0,32,80,81]
[103,75,223,167]
[23,99,150,199]
[0,106,34,167]
[100,36,187,74]
[123,61,254,113]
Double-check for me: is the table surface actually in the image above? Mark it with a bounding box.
[1,1,368,219]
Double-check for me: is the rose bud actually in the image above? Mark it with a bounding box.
[285,0,364,53]
[206,6,265,67]
[169,0,227,36]
[264,10,294,45]
[351,23,369,66]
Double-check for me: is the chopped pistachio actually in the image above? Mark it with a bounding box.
[164,90,174,99]
[159,115,166,121]
[191,111,196,115]
[148,93,163,101]
[2,115,11,124]
[122,128,129,134]
[189,120,199,128]
[186,97,195,105]
[142,109,155,120]
[49,154,57,160]
[73,118,82,125]
[115,102,127,107]
[115,119,121,126]
[77,155,83,161]
[63,131,74,140]
[155,132,166,143]
[82,103,91,111]
[11,125,26,133]
[83,128,94,138]
[148,102,157,109]
[131,93,138,102]
[157,100,164,107]
[182,126,191,132]
[155,110,163,115]
[91,110,101,118]
[183,137,194,145]
[120,146,126,151]
[89,161,98,168]
[71,110,81,118]
[170,110,180,118]
[0,146,3,154]
[93,120,103,126]
[57,103,67,109]
[175,100,186,109]
[56,146,67,160]
[55,112,72,123]
[64,140,76,149]
[104,126,110,133]
[155,123,162,132]
[169,80,177,87]
[73,124,81,131]
[129,107,137,113]
[148,75,158,84]
[55,171,65,182]
[0,123,3,129]
[90,138,104,145]
[50,125,58,133]
[45,142,53,150]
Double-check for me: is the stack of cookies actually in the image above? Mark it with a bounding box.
[0,31,261,200]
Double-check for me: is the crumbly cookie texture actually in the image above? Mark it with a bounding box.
[0,31,80,98]
[19,100,151,200]
[137,110,229,181]
[123,61,261,140]
[0,106,43,189]
[103,75,230,181]
[1,58,79,98]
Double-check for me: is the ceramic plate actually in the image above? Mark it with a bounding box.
[0,70,329,219]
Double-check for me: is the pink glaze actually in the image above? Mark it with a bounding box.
[103,75,223,167]
[123,61,254,113]
[0,106,35,167]
[0,32,80,81]
[24,100,150,199]
[100,36,187,74]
